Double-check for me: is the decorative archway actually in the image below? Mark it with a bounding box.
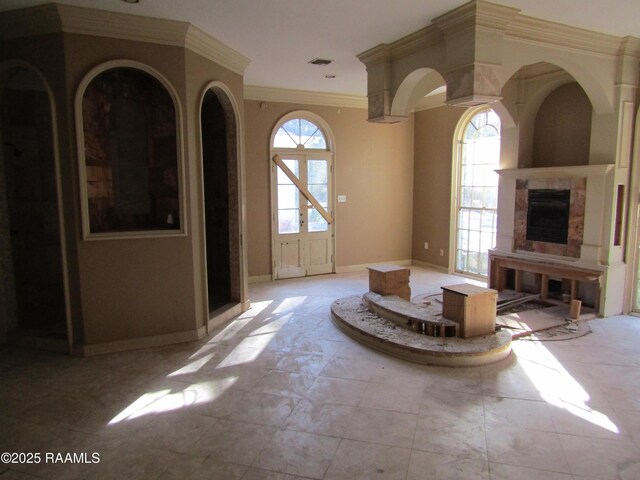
[198,81,247,322]
[0,60,72,348]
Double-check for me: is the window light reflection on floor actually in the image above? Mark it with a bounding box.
[189,300,274,359]
[109,377,237,424]
[516,340,619,433]
[109,295,309,425]
[167,353,216,377]
[272,296,308,314]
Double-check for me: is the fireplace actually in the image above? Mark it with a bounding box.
[511,177,585,258]
[526,189,570,244]
[493,164,619,316]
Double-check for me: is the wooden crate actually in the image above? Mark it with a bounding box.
[367,265,411,301]
[441,284,497,338]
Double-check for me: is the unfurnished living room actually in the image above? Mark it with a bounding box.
[1,0,640,479]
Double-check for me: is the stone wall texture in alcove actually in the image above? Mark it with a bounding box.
[82,67,180,233]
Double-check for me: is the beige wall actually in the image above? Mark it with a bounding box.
[244,100,414,277]
[412,106,466,268]
[1,26,246,349]
[532,82,592,168]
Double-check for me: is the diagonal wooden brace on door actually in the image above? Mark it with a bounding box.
[272,154,333,224]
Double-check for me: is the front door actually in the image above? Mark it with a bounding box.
[273,154,333,279]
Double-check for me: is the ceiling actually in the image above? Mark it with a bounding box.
[1,0,638,96]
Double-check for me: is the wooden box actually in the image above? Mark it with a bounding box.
[441,284,497,338]
[367,265,411,301]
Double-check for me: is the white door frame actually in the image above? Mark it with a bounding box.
[269,111,336,280]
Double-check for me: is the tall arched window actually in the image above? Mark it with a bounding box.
[270,112,334,279]
[454,108,501,278]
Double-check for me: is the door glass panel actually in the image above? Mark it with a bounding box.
[308,160,328,184]
[278,184,299,209]
[308,184,328,205]
[277,159,299,184]
[308,208,328,232]
[307,159,328,234]
[277,159,300,234]
[278,209,299,234]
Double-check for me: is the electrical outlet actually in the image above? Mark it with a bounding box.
[424,242,429,250]
[439,249,444,256]
[337,195,347,203]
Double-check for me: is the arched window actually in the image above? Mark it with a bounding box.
[270,112,334,279]
[454,108,501,278]
[273,118,327,149]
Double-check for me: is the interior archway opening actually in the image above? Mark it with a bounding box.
[0,66,67,344]
[201,88,240,314]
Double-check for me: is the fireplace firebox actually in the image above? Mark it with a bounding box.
[526,189,570,244]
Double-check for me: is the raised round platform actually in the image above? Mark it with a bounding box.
[331,295,512,367]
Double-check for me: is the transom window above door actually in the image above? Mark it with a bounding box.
[273,118,327,149]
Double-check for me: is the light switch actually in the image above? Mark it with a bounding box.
[337,195,347,203]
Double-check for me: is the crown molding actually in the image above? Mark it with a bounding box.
[432,0,520,36]
[357,44,391,66]
[244,85,368,109]
[390,25,443,61]
[0,3,250,75]
[358,0,640,68]
[506,14,627,57]
[184,24,250,75]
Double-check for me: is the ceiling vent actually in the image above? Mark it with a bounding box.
[308,58,333,66]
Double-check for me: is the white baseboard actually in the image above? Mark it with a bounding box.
[208,303,244,332]
[411,259,449,273]
[250,260,447,281]
[335,259,412,274]
[249,274,273,284]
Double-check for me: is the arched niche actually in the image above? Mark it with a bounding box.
[532,82,592,168]
[501,55,611,115]
[75,61,184,239]
[0,61,71,348]
[198,81,246,323]
[503,62,593,168]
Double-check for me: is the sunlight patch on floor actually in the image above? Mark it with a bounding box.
[108,377,237,424]
[516,340,619,433]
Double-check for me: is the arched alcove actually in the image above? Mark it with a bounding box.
[0,63,69,347]
[501,55,612,115]
[200,84,242,316]
[532,82,592,168]
[503,63,593,169]
[78,66,181,237]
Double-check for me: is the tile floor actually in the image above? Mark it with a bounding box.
[2,267,640,479]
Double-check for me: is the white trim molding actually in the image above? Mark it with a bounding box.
[245,85,368,109]
[0,3,251,76]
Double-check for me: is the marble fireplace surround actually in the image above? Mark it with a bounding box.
[491,164,618,314]
[513,177,585,258]
[494,164,615,270]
